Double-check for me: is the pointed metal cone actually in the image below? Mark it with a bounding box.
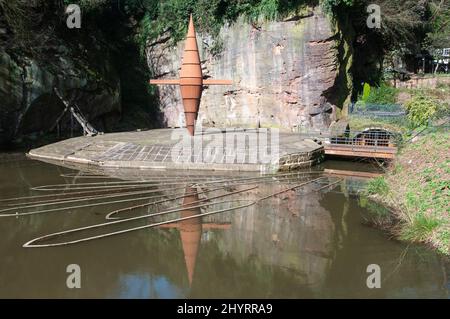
[186,125,195,136]
[183,14,200,55]
[184,112,197,136]
[180,14,201,137]
[187,14,195,38]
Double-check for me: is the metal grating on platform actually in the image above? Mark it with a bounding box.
[93,142,276,165]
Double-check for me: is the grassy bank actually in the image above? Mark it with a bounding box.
[365,129,449,255]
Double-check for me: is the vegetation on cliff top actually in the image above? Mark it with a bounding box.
[63,0,319,56]
[67,0,449,60]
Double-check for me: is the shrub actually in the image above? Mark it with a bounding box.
[366,83,398,105]
[404,94,439,127]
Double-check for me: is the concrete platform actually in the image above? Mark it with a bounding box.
[27,128,323,173]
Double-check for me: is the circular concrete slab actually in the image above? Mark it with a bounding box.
[28,128,323,173]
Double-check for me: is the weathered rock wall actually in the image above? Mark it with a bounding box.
[0,49,121,146]
[148,6,352,131]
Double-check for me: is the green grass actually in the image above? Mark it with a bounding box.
[436,229,450,255]
[366,176,389,196]
[364,130,450,255]
[400,214,440,242]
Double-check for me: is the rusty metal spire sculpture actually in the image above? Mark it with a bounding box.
[149,14,232,136]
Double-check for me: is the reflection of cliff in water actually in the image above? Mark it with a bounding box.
[152,182,335,295]
[213,183,334,290]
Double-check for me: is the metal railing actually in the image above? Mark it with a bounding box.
[329,135,398,148]
[324,129,399,159]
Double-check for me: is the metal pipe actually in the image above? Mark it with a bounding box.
[23,199,256,248]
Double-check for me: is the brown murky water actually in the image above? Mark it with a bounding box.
[0,157,448,298]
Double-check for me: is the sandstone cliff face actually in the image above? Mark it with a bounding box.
[148,6,352,131]
[0,49,121,146]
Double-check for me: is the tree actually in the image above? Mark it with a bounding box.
[425,0,450,53]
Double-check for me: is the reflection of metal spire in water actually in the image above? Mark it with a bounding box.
[158,186,230,286]
[179,186,201,286]
[149,15,232,136]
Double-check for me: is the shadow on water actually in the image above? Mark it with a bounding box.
[0,158,447,298]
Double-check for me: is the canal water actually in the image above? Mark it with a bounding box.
[0,156,448,298]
